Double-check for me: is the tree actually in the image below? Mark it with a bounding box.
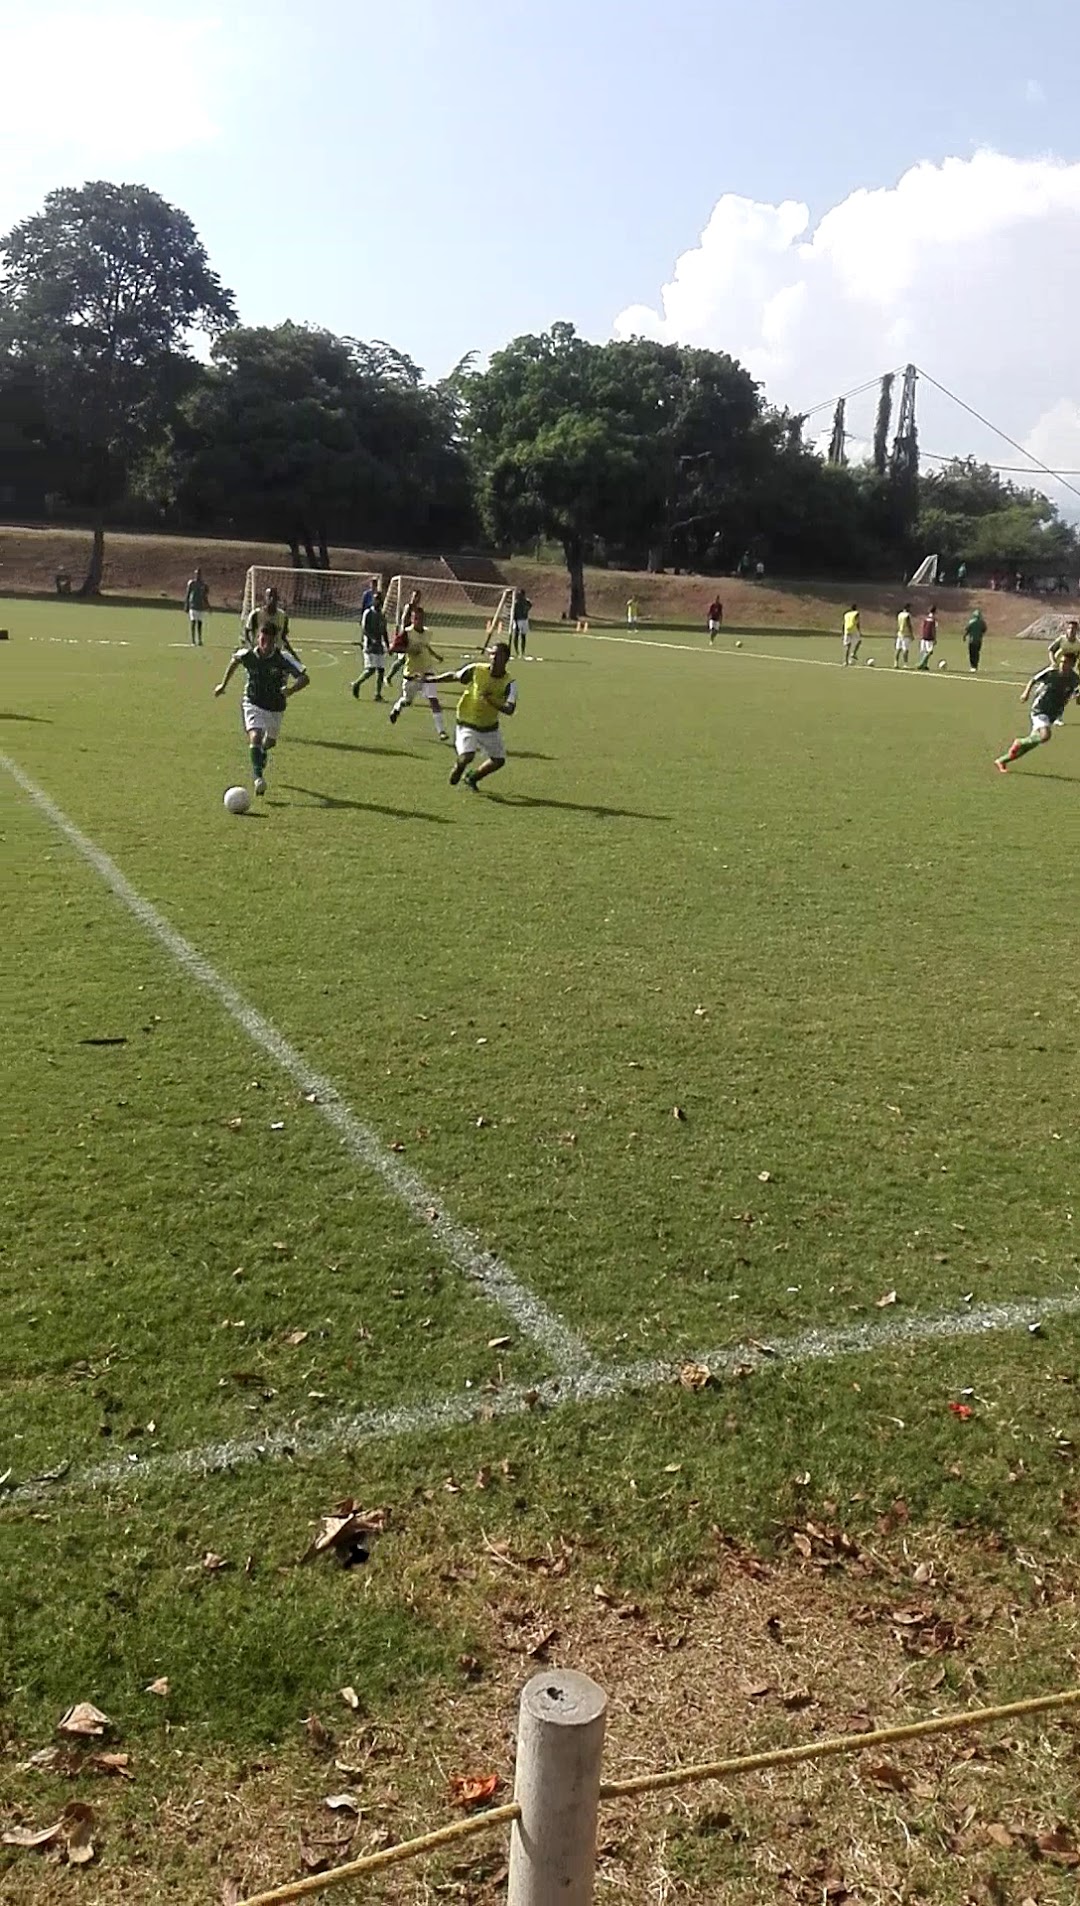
[872,373,894,476]
[916,460,1079,574]
[466,324,763,616]
[0,182,235,591]
[170,323,473,560]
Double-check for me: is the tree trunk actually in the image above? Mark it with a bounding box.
[563,535,587,620]
[77,522,105,598]
[288,539,302,567]
[301,532,320,570]
[316,533,330,570]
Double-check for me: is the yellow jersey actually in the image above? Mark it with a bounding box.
[404,635,440,678]
[843,610,860,638]
[897,610,912,639]
[456,664,516,730]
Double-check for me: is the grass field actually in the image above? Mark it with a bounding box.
[3,597,1080,1902]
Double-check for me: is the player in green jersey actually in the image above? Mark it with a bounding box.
[215,620,309,795]
[994,652,1079,773]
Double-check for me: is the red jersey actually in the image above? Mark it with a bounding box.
[921,616,937,643]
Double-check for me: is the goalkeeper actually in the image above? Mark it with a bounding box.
[432,642,518,790]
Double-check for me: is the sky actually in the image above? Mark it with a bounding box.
[3,0,1080,503]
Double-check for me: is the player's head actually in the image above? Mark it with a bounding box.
[903,602,911,612]
[255,617,276,653]
[193,566,202,579]
[490,641,511,674]
[373,589,383,609]
[1058,649,1078,673]
[850,602,858,611]
[264,586,279,609]
[1068,620,1080,638]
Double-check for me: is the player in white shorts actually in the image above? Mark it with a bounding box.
[432,642,517,789]
[894,603,913,667]
[388,611,448,739]
[214,620,309,794]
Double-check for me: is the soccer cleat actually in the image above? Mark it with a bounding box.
[437,731,449,742]
[464,772,480,792]
[388,706,399,724]
[254,775,267,795]
[351,680,360,699]
[449,759,466,786]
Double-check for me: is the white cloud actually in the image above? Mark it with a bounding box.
[613,151,1080,513]
[0,7,225,231]
[1025,78,1046,106]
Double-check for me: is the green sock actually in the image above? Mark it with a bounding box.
[250,745,265,775]
[1008,735,1041,760]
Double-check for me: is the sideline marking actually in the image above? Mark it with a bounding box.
[0,753,591,1375]
[573,629,1031,686]
[7,1293,1078,1505]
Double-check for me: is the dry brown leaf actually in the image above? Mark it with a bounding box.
[302,1501,388,1567]
[63,1802,96,1865]
[792,1532,813,1559]
[1037,1825,1079,1863]
[866,1760,908,1793]
[144,1677,170,1698]
[202,1551,229,1572]
[985,1823,1014,1849]
[221,1880,244,1904]
[57,1703,111,1738]
[285,1329,309,1347]
[304,1714,334,1752]
[876,1289,898,1308]
[2,1819,65,1851]
[89,1753,133,1780]
[678,1361,713,1391]
[16,1746,64,1773]
[743,1680,773,1700]
[449,1772,500,1811]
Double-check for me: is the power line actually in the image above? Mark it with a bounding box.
[920,449,1080,478]
[798,368,904,423]
[915,366,1080,510]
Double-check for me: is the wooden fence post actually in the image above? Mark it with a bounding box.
[507,1669,607,1906]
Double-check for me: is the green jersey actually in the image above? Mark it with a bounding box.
[1030,665,1079,724]
[965,611,987,641]
[233,645,303,713]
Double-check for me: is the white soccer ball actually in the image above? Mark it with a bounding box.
[734,639,743,648]
[865,657,875,667]
[223,785,251,815]
[938,658,948,671]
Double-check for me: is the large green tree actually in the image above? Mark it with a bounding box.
[465,324,764,617]
[916,460,1079,574]
[167,323,473,561]
[0,181,235,591]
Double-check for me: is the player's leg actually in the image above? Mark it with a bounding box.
[351,666,375,699]
[422,683,447,739]
[465,729,506,788]
[375,666,386,701]
[996,715,1051,770]
[246,721,268,793]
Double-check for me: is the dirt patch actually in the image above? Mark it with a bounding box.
[3,1528,1078,1903]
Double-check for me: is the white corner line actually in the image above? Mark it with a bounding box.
[5,1293,1077,1507]
[0,753,592,1376]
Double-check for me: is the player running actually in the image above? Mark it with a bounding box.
[994,651,1079,773]
[894,603,913,668]
[386,588,421,687]
[1048,618,1080,666]
[388,606,448,740]
[842,604,861,665]
[215,619,309,795]
[707,596,723,644]
[432,642,518,790]
[350,589,390,701]
[916,604,939,670]
[185,568,210,646]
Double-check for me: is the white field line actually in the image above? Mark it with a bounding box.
[0,754,591,1375]
[573,629,1032,686]
[6,1293,1078,1506]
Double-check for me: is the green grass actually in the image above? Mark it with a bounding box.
[3,598,1080,1894]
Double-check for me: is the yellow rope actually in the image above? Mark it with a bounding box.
[235,1802,520,1906]
[598,1686,1080,1799]
[234,1687,1080,1905]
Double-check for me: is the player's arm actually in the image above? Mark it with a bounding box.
[215,653,243,695]
[283,657,309,697]
[430,665,472,685]
[1020,676,1036,703]
[502,681,518,717]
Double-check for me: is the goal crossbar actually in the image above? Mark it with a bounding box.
[239,565,380,638]
[384,573,515,638]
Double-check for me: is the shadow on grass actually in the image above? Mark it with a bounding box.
[490,793,669,821]
[0,711,51,722]
[288,734,416,759]
[281,783,450,823]
[1017,769,1080,784]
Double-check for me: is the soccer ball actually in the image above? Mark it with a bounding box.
[734,639,743,648]
[865,657,875,667]
[937,658,948,671]
[223,785,251,815]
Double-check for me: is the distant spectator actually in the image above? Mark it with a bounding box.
[55,565,71,597]
[754,559,765,580]
[957,561,967,586]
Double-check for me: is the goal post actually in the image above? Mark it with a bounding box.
[383,573,515,642]
[239,565,381,636]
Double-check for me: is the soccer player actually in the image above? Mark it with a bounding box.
[627,594,640,628]
[510,587,532,657]
[894,603,913,668]
[916,604,939,670]
[244,585,301,667]
[388,606,447,739]
[994,651,1079,773]
[842,604,861,665]
[350,589,390,701]
[386,588,421,686]
[432,641,517,789]
[185,568,210,646]
[215,619,309,795]
[707,596,723,644]
[1047,618,1080,666]
[964,605,988,672]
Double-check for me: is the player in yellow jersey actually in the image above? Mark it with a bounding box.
[431,642,518,789]
[842,604,861,666]
[388,604,448,740]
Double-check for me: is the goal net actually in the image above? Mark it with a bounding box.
[239,566,379,637]
[383,573,515,642]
